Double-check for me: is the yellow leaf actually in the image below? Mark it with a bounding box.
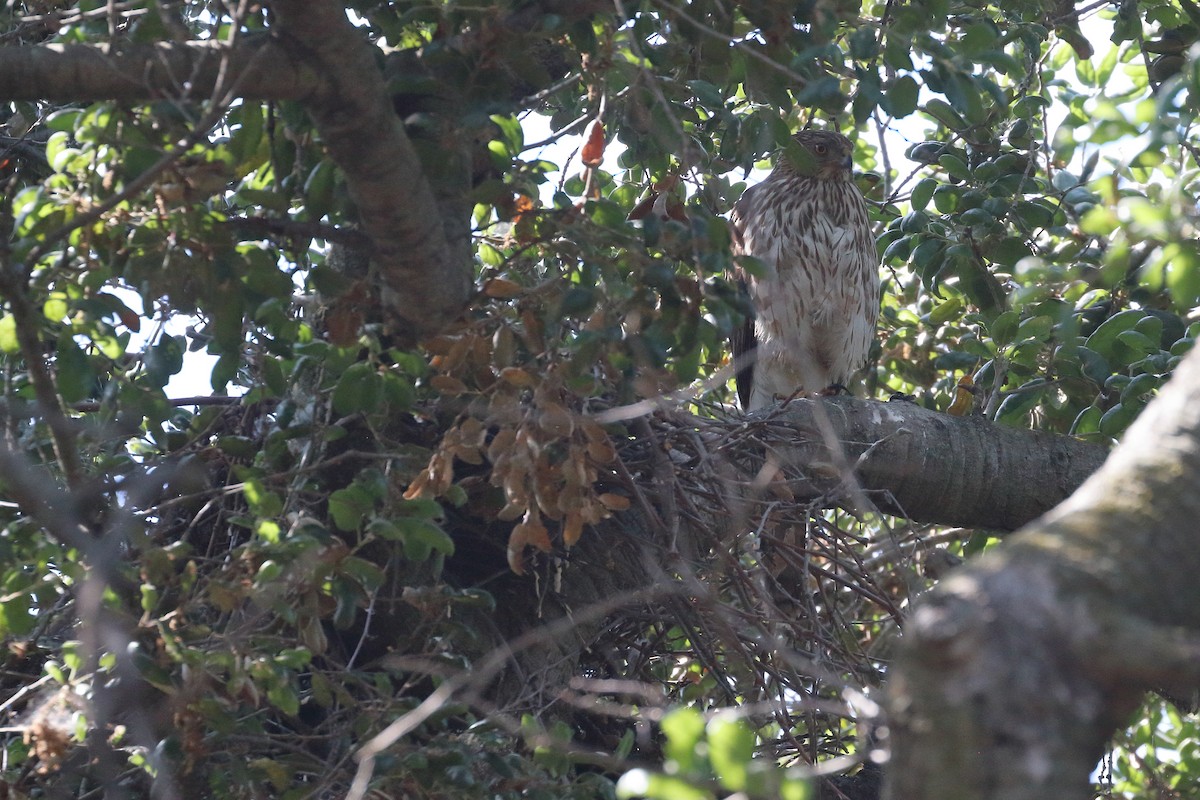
[947,374,978,417]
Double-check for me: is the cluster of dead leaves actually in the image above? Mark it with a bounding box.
[406,330,630,573]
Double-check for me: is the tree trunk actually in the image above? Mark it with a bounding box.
[887,345,1200,800]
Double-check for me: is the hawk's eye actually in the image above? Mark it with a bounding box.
[813,143,828,155]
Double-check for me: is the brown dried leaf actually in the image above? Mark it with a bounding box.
[452,444,484,466]
[583,309,607,332]
[488,387,522,424]
[429,452,455,496]
[597,492,631,511]
[493,325,516,366]
[460,417,486,447]
[654,175,680,192]
[626,192,658,222]
[497,499,527,521]
[468,333,492,366]
[430,375,468,395]
[586,435,616,464]
[325,303,363,347]
[507,525,529,575]
[533,459,563,520]
[632,369,676,399]
[404,470,432,500]
[538,402,575,437]
[487,426,517,463]
[562,510,584,547]
[500,367,536,388]
[581,119,606,167]
[513,193,536,218]
[580,498,606,525]
[523,509,553,552]
[520,309,545,352]
[484,277,523,299]
[424,335,458,355]
[444,336,472,371]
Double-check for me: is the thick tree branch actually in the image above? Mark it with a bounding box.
[887,346,1200,800]
[266,0,472,341]
[745,397,1108,531]
[0,38,314,102]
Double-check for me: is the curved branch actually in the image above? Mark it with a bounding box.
[266,0,472,341]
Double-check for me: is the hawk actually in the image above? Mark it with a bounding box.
[730,130,880,411]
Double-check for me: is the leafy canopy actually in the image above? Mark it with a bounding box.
[0,0,1197,797]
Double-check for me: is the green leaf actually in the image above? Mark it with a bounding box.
[1086,310,1147,361]
[55,336,94,404]
[1070,405,1103,435]
[781,775,814,800]
[924,98,967,129]
[707,715,755,791]
[332,361,383,415]
[144,335,185,388]
[261,356,286,397]
[617,770,714,800]
[662,707,706,774]
[910,178,937,212]
[996,380,1049,424]
[687,80,725,109]
[886,75,920,117]
[938,153,971,180]
[1099,402,1139,436]
[329,484,376,532]
[267,683,300,717]
[989,311,1019,346]
[243,479,283,518]
[374,516,455,560]
[1112,330,1158,364]
[339,556,385,592]
[0,316,19,355]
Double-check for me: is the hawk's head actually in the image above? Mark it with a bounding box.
[775,131,855,181]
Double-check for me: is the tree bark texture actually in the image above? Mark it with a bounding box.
[266,0,472,341]
[887,345,1200,800]
[760,397,1108,531]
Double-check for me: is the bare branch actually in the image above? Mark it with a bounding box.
[0,38,314,102]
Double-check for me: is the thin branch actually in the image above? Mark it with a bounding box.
[0,264,82,488]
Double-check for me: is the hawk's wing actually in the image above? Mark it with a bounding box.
[729,185,758,411]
